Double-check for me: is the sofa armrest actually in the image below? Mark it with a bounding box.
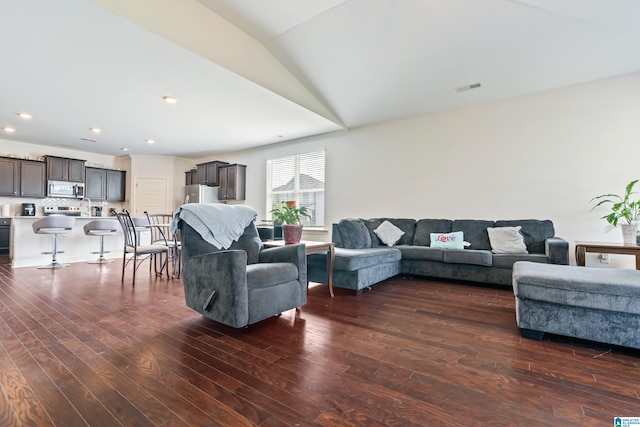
[545,237,569,265]
[182,250,249,327]
[259,244,307,285]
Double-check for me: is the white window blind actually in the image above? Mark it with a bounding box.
[267,150,325,227]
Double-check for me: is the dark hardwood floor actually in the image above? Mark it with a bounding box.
[1,255,639,426]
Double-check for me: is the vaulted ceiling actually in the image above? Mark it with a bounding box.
[1,0,639,158]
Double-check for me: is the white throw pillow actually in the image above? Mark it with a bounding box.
[487,226,528,254]
[430,231,465,250]
[374,220,405,246]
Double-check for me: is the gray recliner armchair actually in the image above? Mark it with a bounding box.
[179,220,307,328]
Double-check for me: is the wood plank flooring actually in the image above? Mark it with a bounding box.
[1,255,639,426]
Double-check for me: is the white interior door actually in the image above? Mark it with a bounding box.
[134,177,169,216]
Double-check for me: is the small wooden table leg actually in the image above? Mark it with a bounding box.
[327,244,335,298]
[576,245,586,266]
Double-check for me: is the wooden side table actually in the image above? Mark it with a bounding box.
[263,240,336,297]
[575,241,640,270]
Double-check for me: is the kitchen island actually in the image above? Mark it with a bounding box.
[11,216,127,268]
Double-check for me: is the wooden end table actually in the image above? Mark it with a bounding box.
[575,241,640,270]
[263,240,335,297]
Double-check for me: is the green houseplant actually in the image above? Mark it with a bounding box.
[590,179,640,245]
[271,201,311,244]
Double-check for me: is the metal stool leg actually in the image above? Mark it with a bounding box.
[39,233,70,269]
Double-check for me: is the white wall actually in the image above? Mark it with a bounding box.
[4,72,640,267]
[216,72,640,268]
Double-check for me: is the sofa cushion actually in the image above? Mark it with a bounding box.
[494,220,555,254]
[397,245,445,262]
[362,218,416,247]
[443,249,492,266]
[430,231,465,250]
[492,253,548,268]
[487,226,528,254]
[413,219,453,246]
[374,220,405,246]
[337,218,371,249]
[247,262,299,290]
[452,220,494,250]
[333,247,401,271]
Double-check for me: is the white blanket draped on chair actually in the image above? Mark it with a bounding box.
[171,204,257,249]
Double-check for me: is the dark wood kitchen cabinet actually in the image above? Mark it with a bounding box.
[218,164,246,201]
[196,161,228,186]
[106,170,125,201]
[0,157,19,196]
[0,157,45,197]
[185,169,197,185]
[46,156,86,182]
[20,160,46,197]
[85,167,126,201]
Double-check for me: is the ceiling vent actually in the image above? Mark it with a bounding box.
[455,82,482,93]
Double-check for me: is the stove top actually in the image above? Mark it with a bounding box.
[44,206,81,216]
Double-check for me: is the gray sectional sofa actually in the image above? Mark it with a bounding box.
[308,218,569,292]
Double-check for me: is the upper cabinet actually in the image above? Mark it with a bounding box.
[105,170,126,201]
[218,164,246,201]
[46,156,85,182]
[196,161,228,186]
[0,157,19,197]
[0,157,46,198]
[185,169,197,186]
[20,160,47,197]
[85,167,126,202]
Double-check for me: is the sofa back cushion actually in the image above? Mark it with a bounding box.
[335,218,372,249]
[494,219,555,254]
[413,219,453,246]
[452,219,495,250]
[362,218,416,247]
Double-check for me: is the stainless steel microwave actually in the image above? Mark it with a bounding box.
[47,180,85,198]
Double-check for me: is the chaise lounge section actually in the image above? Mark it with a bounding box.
[308,218,569,292]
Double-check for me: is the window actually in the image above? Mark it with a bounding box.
[267,150,325,227]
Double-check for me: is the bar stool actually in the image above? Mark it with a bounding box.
[83,219,118,264]
[32,216,75,269]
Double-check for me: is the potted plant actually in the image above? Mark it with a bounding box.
[271,201,310,244]
[590,179,640,245]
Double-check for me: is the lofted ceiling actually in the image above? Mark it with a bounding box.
[1,0,639,159]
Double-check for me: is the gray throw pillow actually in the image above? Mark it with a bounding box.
[338,218,372,249]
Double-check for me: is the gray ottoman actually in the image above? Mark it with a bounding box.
[513,261,640,349]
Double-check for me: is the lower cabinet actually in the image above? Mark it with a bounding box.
[85,167,126,201]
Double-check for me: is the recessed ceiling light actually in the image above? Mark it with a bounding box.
[89,128,101,133]
[17,113,32,119]
[121,148,130,152]
[163,96,177,104]
[2,127,16,133]
[146,139,155,144]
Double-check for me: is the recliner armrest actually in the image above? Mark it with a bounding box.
[545,237,569,265]
[182,250,250,327]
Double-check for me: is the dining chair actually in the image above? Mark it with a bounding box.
[112,209,170,285]
[144,211,181,278]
